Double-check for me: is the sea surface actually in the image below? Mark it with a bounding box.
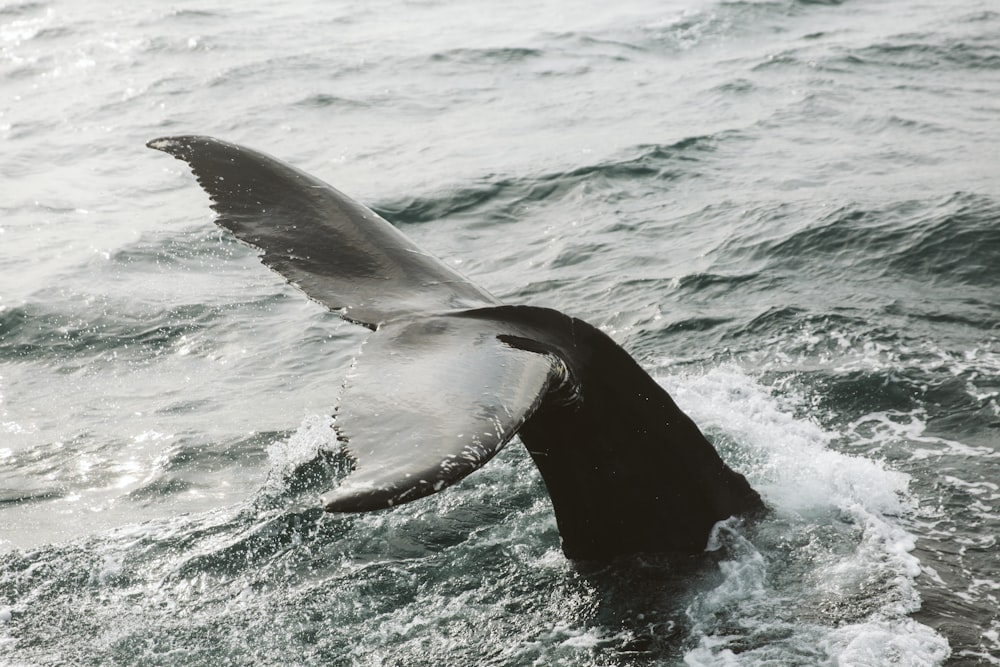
[1,0,998,664]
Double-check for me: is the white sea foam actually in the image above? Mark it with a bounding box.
[257,413,339,500]
[670,366,913,515]
[662,366,950,665]
[819,618,952,666]
[846,408,1000,461]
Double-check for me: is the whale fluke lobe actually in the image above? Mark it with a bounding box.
[149,135,764,560]
[147,136,498,328]
[322,311,557,511]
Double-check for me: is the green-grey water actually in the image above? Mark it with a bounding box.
[2,0,998,664]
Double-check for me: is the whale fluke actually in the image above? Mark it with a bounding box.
[149,135,764,560]
[147,136,498,329]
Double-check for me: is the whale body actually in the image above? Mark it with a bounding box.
[149,136,763,560]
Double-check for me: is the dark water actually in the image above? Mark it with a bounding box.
[1,0,998,664]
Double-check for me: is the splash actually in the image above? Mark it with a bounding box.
[662,366,950,665]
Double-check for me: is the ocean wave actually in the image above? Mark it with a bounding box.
[743,192,1000,288]
[0,2,48,18]
[0,302,213,363]
[293,92,369,109]
[615,0,840,54]
[428,46,543,65]
[847,34,1000,72]
[127,431,282,503]
[375,134,728,226]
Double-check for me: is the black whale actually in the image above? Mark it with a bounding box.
[149,136,763,560]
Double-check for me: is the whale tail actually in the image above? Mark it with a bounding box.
[149,135,763,560]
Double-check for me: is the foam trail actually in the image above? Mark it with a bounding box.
[662,366,950,665]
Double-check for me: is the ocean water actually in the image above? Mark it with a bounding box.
[1,0,998,664]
